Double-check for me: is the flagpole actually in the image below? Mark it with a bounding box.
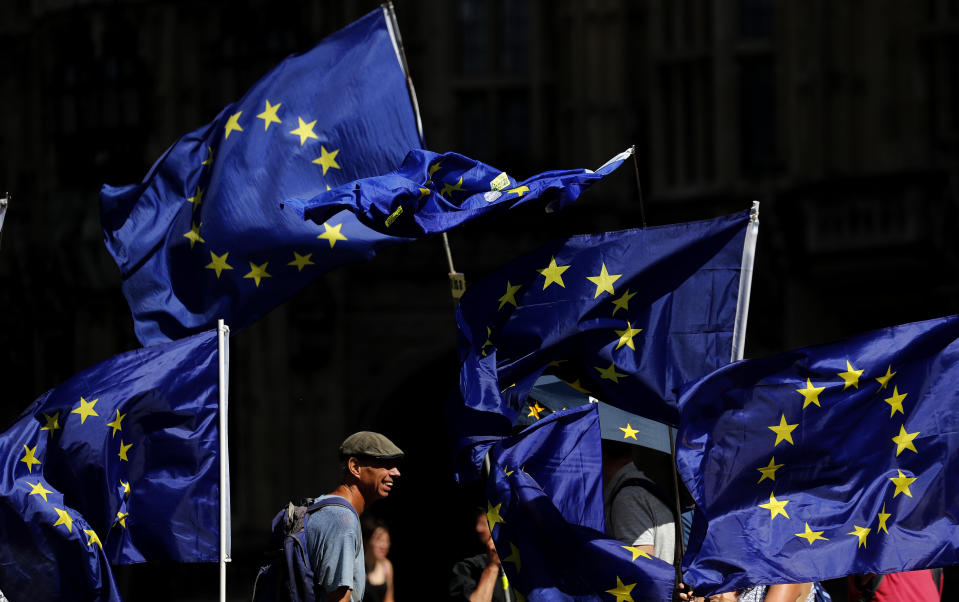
[730,201,760,362]
[217,320,232,602]
[0,193,9,250]
[382,2,465,302]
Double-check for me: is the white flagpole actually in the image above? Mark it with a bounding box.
[0,193,9,249]
[730,201,760,361]
[383,2,465,301]
[217,320,232,602]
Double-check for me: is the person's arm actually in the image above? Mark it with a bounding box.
[763,583,807,602]
[327,586,351,602]
[384,558,395,602]
[468,538,502,602]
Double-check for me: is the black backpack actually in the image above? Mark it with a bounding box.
[252,497,358,602]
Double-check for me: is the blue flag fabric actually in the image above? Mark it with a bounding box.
[486,404,675,601]
[0,329,221,600]
[455,209,752,441]
[100,8,421,346]
[284,148,633,237]
[677,314,959,595]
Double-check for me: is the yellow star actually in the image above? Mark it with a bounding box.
[564,379,591,394]
[121,480,131,499]
[877,503,891,534]
[503,543,521,571]
[527,403,546,420]
[224,111,243,139]
[848,524,871,548]
[53,507,74,532]
[27,480,53,501]
[890,469,917,498]
[480,327,494,357]
[183,221,205,249]
[486,501,505,531]
[317,222,348,248]
[876,365,896,391]
[106,410,125,438]
[428,159,444,178]
[439,176,464,197]
[497,281,522,310]
[288,251,315,271]
[40,411,60,432]
[596,362,627,383]
[619,423,639,440]
[892,425,919,456]
[758,492,790,520]
[838,360,864,389]
[205,251,234,278]
[611,289,636,316]
[417,187,430,198]
[257,99,282,130]
[312,146,341,174]
[757,457,784,483]
[614,322,643,350]
[202,145,213,165]
[243,261,272,287]
[586,263,622,298]
[605,576,636,602]
[795,522,828,544]
[20,444,41,473]
[507,185,529,196]
[884,387,907,417]
[622,545,652,561]
[84,529,102,549]
[797,378,825,409]
[118,440,133,462]
[71,397,99,424]
[504,465,514,477]
[768,414,798,446]
[116,510,130,528]
[186,186,204,207]
[537,256,570,290]
[289,116,319,146]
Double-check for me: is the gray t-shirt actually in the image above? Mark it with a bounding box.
[603,464,675,564]
[305,495,365,602]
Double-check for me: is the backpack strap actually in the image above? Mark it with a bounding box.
[305,496,359,521]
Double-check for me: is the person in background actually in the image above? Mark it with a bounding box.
[848,569,942,601]
[448,507,512,602]
[361,516,395,602]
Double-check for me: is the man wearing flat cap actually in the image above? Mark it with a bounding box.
[306,431,403,602]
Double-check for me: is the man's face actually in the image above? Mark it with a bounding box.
[355,457,401,500]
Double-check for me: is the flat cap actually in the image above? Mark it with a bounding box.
[339,431,404,460]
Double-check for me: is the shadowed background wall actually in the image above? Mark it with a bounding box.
[1,0,957,599]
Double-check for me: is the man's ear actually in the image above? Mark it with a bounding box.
[347,456,362,478]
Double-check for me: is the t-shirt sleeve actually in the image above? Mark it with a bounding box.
[610,488,672,547]
[306,507,358,596]
[448,556,482,601]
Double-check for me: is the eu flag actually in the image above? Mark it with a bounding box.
[0,329,221,600]
[455,209,756,433]
[485,404,675,601]
[100,8,421,346]
[284,148,633,237]
[677,314,959,595]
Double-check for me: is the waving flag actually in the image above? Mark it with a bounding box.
[0,329,221,600]
[485,404,675,601]
[284,148,633,237]
[677,314,959,595]
[454,208,757,437]
[100,8,421,345]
